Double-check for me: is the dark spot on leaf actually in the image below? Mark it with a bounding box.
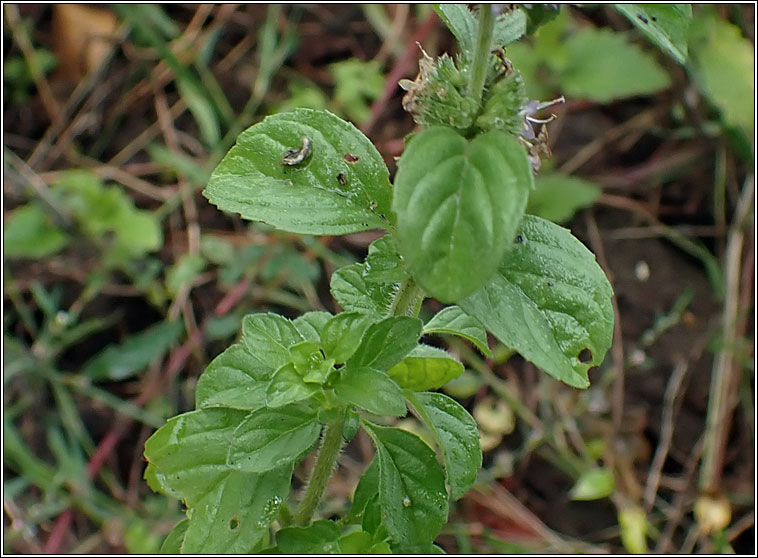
[337,173,347,186]
[651,15,657,21]
[229,517,240,531]
[345,153,359,163]
[578,348,593,364]
[546,279,554,287]
[515,234,525,244]
[637,13,648,24]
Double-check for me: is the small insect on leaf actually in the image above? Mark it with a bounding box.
[280,137,313,166]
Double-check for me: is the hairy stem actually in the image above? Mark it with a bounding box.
[293,412,345,526]
[468,4,495,106]
[387,278,425,317]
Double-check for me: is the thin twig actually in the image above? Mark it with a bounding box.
[108,99,187,166]
[643,360,688,511]
[725,511,755,542]
[4,148,73,225]
[74,154,175,201]
[361,10,439,137]
[468,484,610,554]
[559,108,661,176]
[583,212,625,440]
[374,5,409,65]
[700,175,754,493]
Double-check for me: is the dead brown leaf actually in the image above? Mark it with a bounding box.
[52,4,118,84]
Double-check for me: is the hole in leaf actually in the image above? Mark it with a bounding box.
[546,279,554,287]
[515,234,525,244]
[345,153,359,163]
[651,15,657,21]
[229,517,240,531]
[578,348,593,364]
[337,173,347,186]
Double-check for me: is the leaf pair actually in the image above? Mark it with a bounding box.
[204,108,537,305]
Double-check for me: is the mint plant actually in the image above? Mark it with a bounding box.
[144,5,615,553]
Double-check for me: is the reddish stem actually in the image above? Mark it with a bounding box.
[361,11,439,137]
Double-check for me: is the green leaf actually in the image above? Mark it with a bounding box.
[166,253,206,295]
[569,467,616,501]
[393,127,532,303]
[442,369,483,399]
[522,3,561,34]
[348,316,423,372]
[196,344,269,410]
[113,208,163,259]
[413,392,482,501]
[364,234,409,284]
[559,28,670,103]
[289,341,326,377]
[392,542,447,554]
[144,462,167,496]
[363,423,449,545]
[242,313,304,373]
[293,311,333,343]
[615,4,692,64]
[342,408,361,442]
[83,321,183,382]
[619,506,649,554]
[350,458,380,522]
[333,366,407,417]
[200,234,236,265]
[387,345,465,392]
[124,519,161,553]
[160,519,188,554]
[227,404,321,473]
[181,466,293,553]
[276,520,341,554]
[434,4,478,54]
[3,203,68,259]
[460,215,614,388]
[266,363,320,407]
[338,531,390,554]
[330,263,395,317]
[330,59,385,124]
[320,312,373,363]
[689,12,755,135]
[492,5,528,47]
[204,108,392,235]
[52,170,162,265]
[434,5,526,54]
[527,173,601,224]
[361,496,387,543]
[144,408,249,505]
[423,306,492,357]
